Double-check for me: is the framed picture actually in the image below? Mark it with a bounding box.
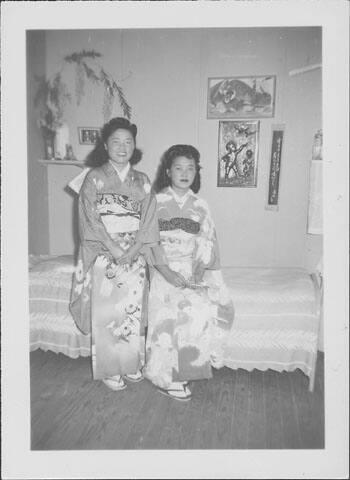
[266,124,285,210]
[217,120,259,188]
[207,75,276,119]
[78,127,101,145]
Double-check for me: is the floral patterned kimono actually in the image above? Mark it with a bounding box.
[143,187,235,389]
[70,162,164,380]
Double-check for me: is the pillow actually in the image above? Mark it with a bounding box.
[29,255,75,274]
[28,254,50,269]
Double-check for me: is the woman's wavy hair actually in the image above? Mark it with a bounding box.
[153,144,201,193]
[85,117,142,167]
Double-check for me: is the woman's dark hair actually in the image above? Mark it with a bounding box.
[85,117,142,167]
[153,144,201,193]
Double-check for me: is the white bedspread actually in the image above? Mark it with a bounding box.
[29,255,91,358]
[221,267,320,377]
[29,256,321,380]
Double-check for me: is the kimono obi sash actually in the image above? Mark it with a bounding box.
[159,217,200,235]
[160,228,197,261]
[97,193,141,234]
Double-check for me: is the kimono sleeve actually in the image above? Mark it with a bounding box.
[136,179,168,266]
[140,241,168,268]
[194,199,221,270]
[78,174,116,255]
[135,189,160,245]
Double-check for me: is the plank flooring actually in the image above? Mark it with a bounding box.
[30,350,325,450]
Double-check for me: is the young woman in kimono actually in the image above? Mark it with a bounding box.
[143,144,235,401]
[70,117,164,391]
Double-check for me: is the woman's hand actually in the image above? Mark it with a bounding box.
[164,270,189,288]
[109,245,125,263]
[192,261,206,284]
[116,242,142,266]
[156,265,189,288]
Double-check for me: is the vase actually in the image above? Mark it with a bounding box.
[312,130,322,161]
[44,132,55,160]
[65,144,77,161]
[54,123,70,159]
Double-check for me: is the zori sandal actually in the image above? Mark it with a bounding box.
[102,375,127,391]
[157,384,192,402]
[124,371,144,383]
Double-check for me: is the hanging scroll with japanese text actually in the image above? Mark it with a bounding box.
[266,124,285,211]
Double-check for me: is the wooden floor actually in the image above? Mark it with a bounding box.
[30,350,324,450]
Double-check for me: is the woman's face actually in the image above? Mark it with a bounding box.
[105,128,135,169]
[167,156,196,195]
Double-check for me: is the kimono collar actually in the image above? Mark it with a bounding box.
[109,161,131,182]
[168,186,196,208]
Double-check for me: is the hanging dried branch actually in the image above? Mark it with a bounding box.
[64,49,102,64]
[100,67,131,119]
[80,61,100,84]
[34,49,132,134]
[75,63,85,106]
[112,80,131,120]
[103,89,114,123]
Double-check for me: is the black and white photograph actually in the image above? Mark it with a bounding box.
[78,127,101,145]
[1,1,349,480]
[26,23,326,452]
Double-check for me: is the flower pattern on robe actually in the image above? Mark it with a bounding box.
[69,162,165,335]
[69,162,166,380]
[144,187,235,388]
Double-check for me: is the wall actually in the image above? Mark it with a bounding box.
[197,28,322,269]
[47,165,80,256]
[29,27,322,270]
[27,31,50,254]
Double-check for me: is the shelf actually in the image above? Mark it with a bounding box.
[38,159,86,167]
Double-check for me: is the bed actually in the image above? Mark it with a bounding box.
[29,255,91,359]
[29,255,322,391]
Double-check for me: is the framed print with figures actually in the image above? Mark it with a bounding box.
[218,120,259,187]
[208,75,276,119]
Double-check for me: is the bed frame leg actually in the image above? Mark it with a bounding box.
[308,369,315,392]
[308,351,318,392]
[309,273,322,393]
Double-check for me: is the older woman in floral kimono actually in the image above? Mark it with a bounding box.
[70,117,164,392]
[144,144,235,401]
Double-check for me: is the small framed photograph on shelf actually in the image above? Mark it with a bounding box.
[78,127,101,145]
[207,75,276,119]
[217,120,259,188]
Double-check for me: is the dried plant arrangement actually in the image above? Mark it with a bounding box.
[34,49,131,136]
